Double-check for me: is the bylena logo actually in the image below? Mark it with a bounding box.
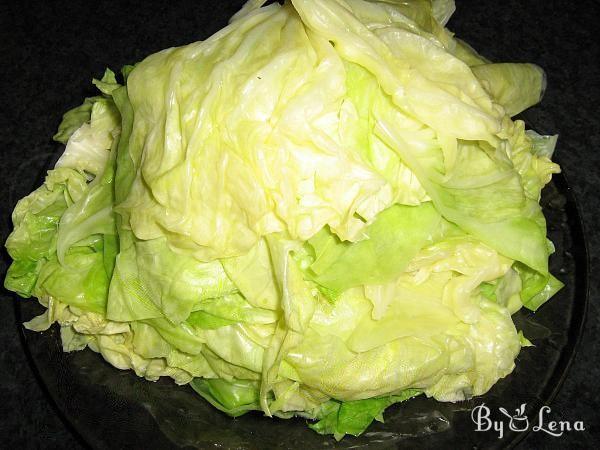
[471,403,585,439]
[499,403,529,432]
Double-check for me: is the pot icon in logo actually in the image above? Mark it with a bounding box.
[499,403,529,432]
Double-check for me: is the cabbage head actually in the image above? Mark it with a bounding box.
[5,0,561,439]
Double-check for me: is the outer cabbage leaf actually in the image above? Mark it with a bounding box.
[309,389,421,440]
[34,239,109,314]
[472,63,546,117]
[306,203,441,294]
[514,262,564,311]
[55,97,120,175]
[53,96,103,144]
[107,236,237,323]
[451,38,490,66]
[221,239,280,310]
[56,139,118,264]
[5,168,88,296]
[190,378,261,417]
[431,0,455,26]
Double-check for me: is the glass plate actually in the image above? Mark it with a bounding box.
[13,168,587,450]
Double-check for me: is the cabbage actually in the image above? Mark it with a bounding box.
[4,0,562,440]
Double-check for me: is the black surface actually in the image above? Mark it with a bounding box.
[1,0,598,448]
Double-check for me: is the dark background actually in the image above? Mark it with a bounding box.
[0,0,598,448]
